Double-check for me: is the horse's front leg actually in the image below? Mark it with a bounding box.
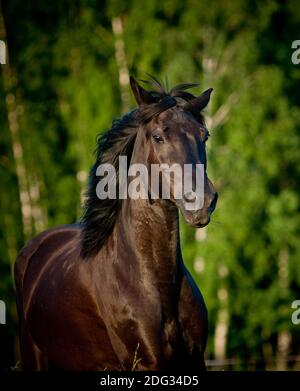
[178,270,208,371]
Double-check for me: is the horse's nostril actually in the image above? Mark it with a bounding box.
[183,191,197,203]
[209,193,218,212]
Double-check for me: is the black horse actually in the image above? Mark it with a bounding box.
[15,76,218,370]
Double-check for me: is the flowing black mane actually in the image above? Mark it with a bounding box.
[80,77,204,258]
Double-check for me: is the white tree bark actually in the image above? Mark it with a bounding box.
[112,16,130,113]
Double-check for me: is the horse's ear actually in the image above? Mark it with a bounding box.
[130,76,156,105]
[187,88,213,111]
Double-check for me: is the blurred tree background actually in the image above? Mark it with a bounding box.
[0,0,299,370]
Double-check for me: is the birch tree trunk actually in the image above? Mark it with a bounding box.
[1,6,48,241]
[112,16,130,113]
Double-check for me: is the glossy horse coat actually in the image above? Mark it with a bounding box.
[15,77,217,370]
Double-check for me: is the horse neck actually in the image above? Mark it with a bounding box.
[119,196,181,282]
[116,196,182,319]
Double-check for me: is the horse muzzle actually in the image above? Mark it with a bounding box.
[180,192,218,228]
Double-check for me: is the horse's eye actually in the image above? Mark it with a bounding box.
[152,134,164,144]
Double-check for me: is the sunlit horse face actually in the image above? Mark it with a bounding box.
[130,77,218,228]
[145,107,217,227]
